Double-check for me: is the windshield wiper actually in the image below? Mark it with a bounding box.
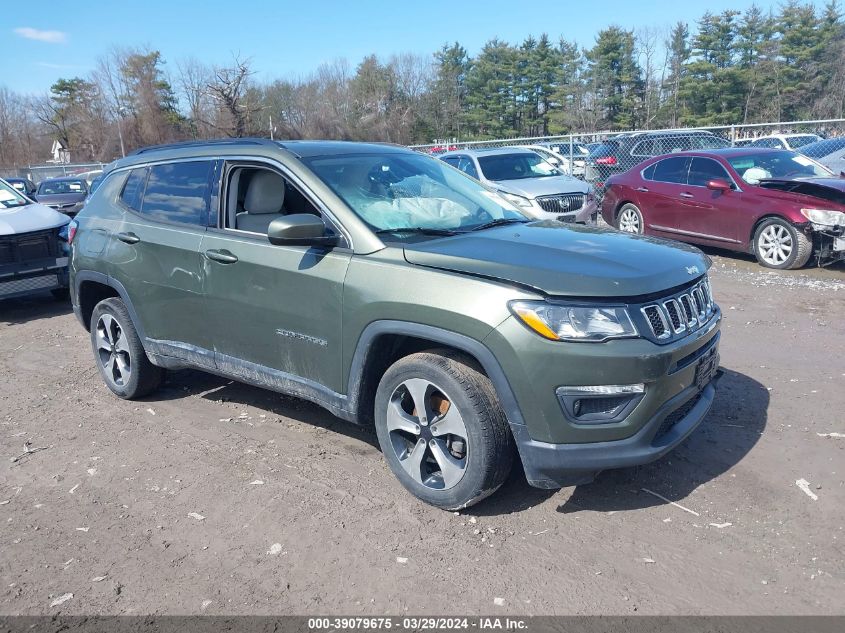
[467,218,529,232]
[374,227,461,236]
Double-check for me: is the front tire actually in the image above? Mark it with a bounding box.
[374,350,513,510]
[753,218,812,269]
[90,297,163,399]
[616,203,644,234]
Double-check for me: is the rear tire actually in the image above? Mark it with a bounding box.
[90,297,163,399]
[374,350,513,510]
[752,217,813,269]
[616,203,644,234]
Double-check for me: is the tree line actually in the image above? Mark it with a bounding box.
[1,1,843,167]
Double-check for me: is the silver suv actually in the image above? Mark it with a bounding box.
[440,147,596,223]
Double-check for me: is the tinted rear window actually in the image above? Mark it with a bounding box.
[799,138,845,158]
[588,142,618,158]
[140,161,214,226]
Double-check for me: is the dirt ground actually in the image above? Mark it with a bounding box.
[1,252,843,616]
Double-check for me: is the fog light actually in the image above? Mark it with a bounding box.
[556,384,645,424]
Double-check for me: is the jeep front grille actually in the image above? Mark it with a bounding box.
[640,279,715,342]
[535,193,584,214]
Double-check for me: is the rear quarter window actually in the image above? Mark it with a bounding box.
[120,168,148,212]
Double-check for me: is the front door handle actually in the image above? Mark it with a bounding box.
[205,249,239,264]
[679,192,694,199]
[116,232,140,244]
[636,186,649,193]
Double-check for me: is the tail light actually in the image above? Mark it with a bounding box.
[595,156,617,165]
[67,219,78,244]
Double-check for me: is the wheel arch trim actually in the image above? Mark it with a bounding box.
[346,321,527,429]
[73,270,146,340]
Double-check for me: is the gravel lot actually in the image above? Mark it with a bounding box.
[1,253,843,616]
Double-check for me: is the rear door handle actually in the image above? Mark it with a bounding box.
[636,187,649,192]
[679,192,694,199]
[116,232,140,244]
[205,249,238,264]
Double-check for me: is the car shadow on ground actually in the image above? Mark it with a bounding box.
[145,365,766,517]
[552,367,768,515]
[0,292,72,325]
[153,368,380,449]
[699,244,845,275]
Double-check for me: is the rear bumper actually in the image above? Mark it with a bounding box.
[514,371,721,488]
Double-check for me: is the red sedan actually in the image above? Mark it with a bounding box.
[601,148,845,269]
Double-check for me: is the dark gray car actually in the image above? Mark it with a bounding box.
[35,177,89,217]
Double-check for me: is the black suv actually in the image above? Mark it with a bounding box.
[585,131,732,186]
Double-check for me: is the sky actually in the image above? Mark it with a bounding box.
[2,0,782,95]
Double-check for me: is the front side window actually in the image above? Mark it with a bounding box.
[688,157,732,187]
[631,139,655,157]
[652,157,691,184]
[139,161,214,226]
[728,150,833,184]
[477,152,559,180]
[304,151,525,236]
[657,136,692,154]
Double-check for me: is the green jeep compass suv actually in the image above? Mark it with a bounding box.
[69,139,721,510]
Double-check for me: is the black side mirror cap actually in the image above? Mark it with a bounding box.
[267,214,338,247]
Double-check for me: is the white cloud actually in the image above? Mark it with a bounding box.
[14,27,67,43]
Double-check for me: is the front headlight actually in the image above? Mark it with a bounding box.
[500,192,533,209]
[510,301,638,342]
[801,208,845,226]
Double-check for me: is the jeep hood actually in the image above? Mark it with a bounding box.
[494,175,590,198]
[402,222,709,298]
[0,203,70,236]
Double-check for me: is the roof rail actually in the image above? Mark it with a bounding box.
[129,137,279,156]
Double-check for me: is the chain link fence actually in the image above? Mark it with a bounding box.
[0,163,107,185]
[410,119,845,197]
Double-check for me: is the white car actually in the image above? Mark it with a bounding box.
[440,147,597,223]
[518,143,588,177]
[747,134,823,150]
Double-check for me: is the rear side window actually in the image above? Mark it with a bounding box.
[120,168,148,212]
[652,157,691,184]
[139,161,214,226]
[631,139,655,157]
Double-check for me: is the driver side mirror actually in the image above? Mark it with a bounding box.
[267,214,338,247]
[706,178,732,193]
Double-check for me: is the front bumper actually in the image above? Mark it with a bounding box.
[527,197,598,224]
[484,305,722,488]
[513,370,721,488]
[0,260,69,300]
